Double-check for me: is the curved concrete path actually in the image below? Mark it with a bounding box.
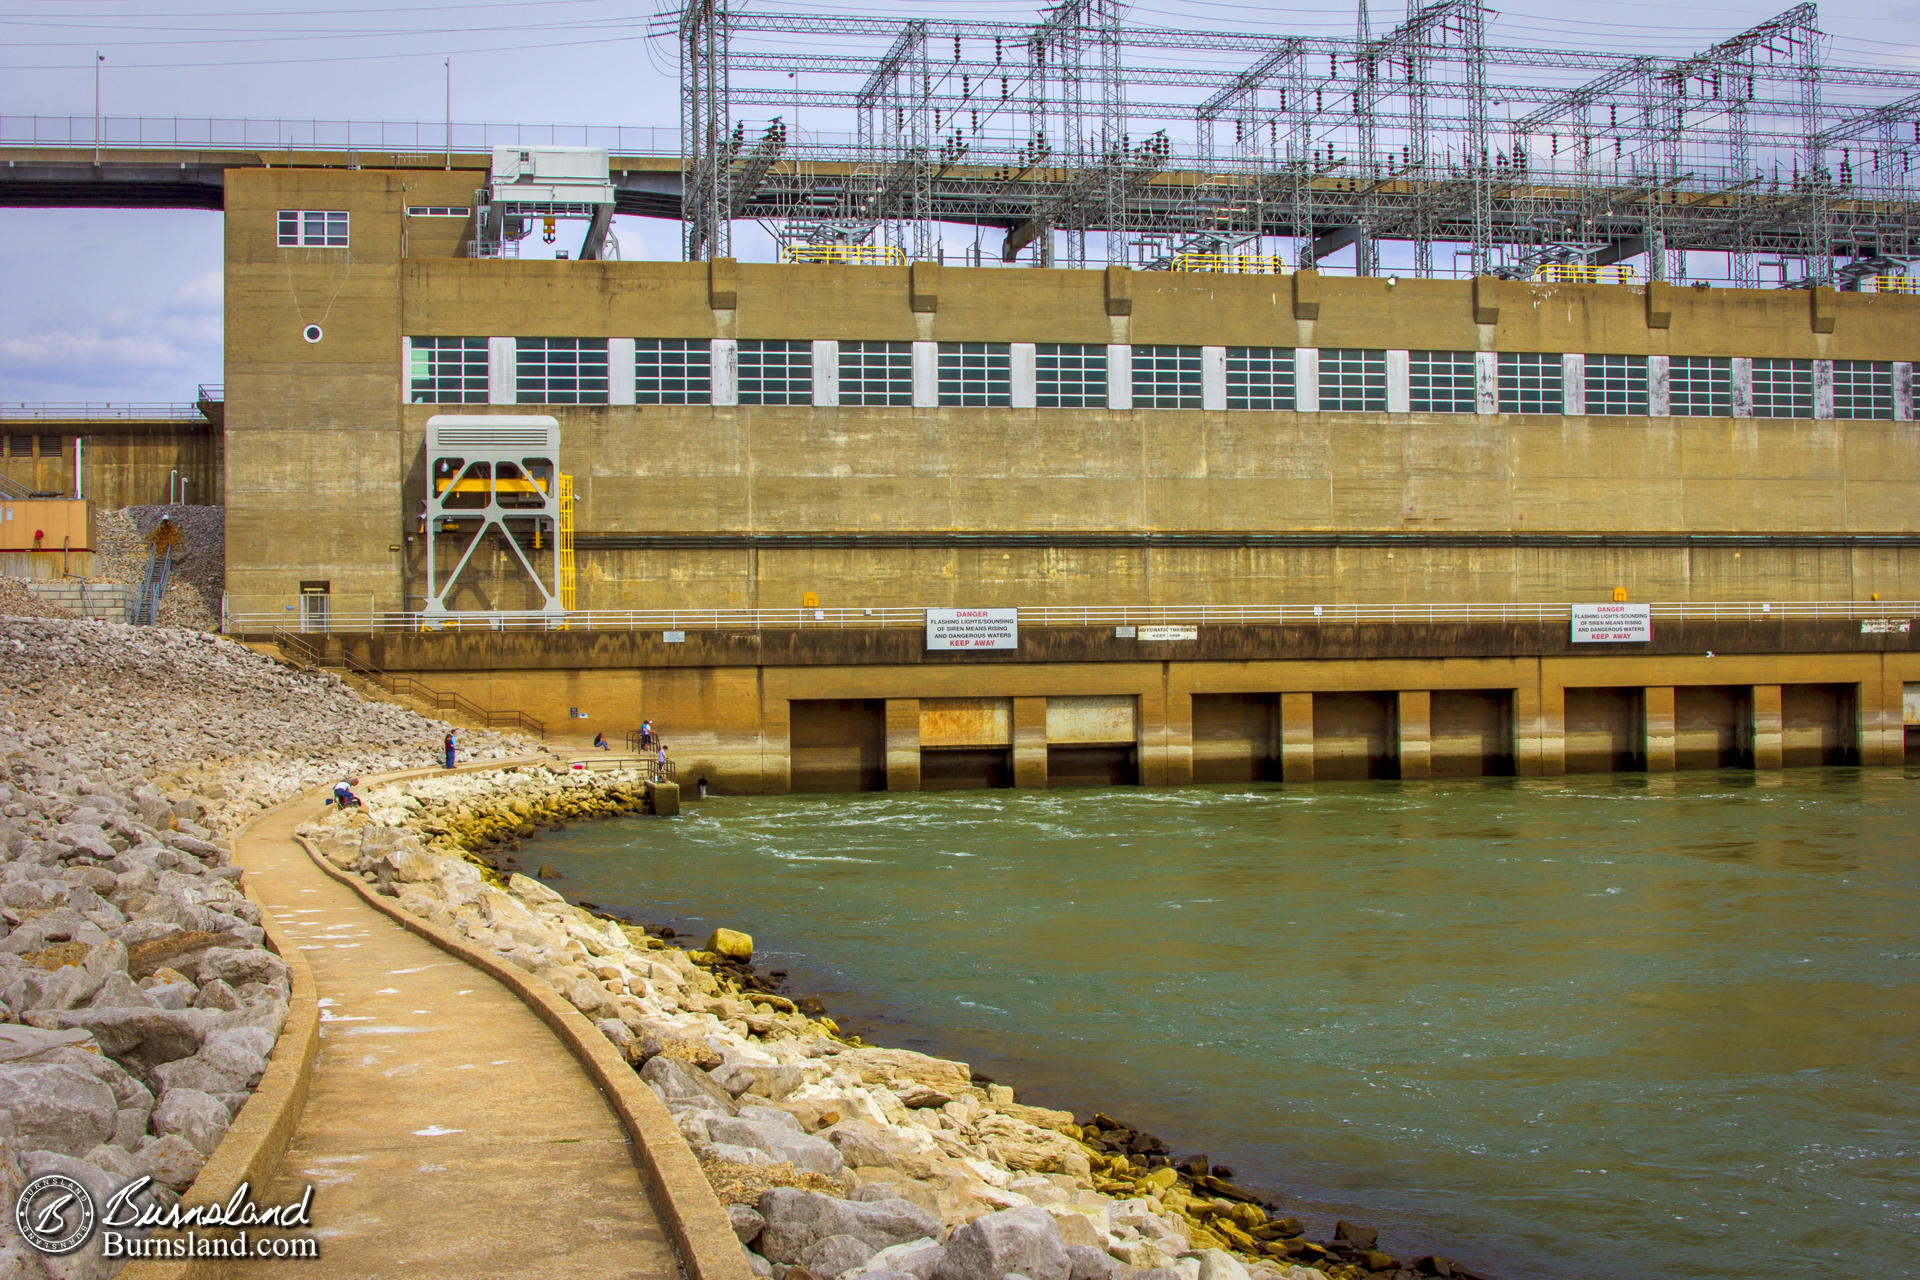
[227,782,679,1279]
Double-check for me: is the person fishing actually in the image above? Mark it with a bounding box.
[331,778,362,808]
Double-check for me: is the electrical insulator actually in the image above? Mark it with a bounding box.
[995,37,1003,63]
[954,36,961,61]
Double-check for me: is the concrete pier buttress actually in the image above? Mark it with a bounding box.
[1752,684,1784,768]
[1397,690,1432,779]
[886,698,922,791]
[1013,696,1048,788]
[1280,692,1315,782]
[1644,686,1677,772]
[224,796,680,1280]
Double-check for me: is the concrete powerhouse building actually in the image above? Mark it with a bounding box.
[192,164,1920,789]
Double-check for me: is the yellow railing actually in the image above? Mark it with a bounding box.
[1867,275,1918,294]
[782,244,908,266]
[557,473,577,614]
[1171,251,1286,275]
[1532,263,1636,284]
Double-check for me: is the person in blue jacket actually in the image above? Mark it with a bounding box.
[443,730,457,769]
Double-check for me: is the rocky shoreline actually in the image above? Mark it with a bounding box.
[307,766,1485,1280]
[0,614,1482,1280]
[0,615,532,1279]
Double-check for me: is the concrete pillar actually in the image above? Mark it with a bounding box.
[885,699,921,792]
[1859,673,1904,766]
[1012,696,1048,788]
[1563,353,1586,415]
[1896,362,1914,421]
[1011,343,1038,409]
[1280,691,1314,782]
[487,336,515,405]
[1294,349,1319,413]
[1518,681,1563,777]
[1201,346,1227,411]
[1644,686,1676,772]
[911,341,938,408]
[1813,359,1835,420]
[812,340,839,408]
[1474,350,1498,415]
[608,338,636,405]
[761,694,791,794]
[1397,690,1431,779]
[1385,349,1411,414]
[1155,691,1193,787]
[1649,355,1671,417]
[710,338,738,406]
[1751,684,1783,769]
[1107,344,1132,410]
[1730,357,1753,418]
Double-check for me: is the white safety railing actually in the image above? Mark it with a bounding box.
[224,599,1919,636]
[0,402,208,421]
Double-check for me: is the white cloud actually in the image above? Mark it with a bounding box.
[174,270,222,310]
[0,328,188,369]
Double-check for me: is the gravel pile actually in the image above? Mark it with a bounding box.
[91,506,225,632]
[0,580,76,621]
[0,617,539,1278]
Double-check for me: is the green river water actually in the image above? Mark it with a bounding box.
[522,768,1919,1280]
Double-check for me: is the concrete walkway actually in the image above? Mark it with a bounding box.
[228,789,680,1279]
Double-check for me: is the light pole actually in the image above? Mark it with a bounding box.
[93,52,104,164]
[444,59,452,170]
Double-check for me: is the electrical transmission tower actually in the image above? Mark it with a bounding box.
[667,0,1920,288]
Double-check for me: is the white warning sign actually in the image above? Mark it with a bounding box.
[1570,603,1652,643]
[926,608,1019,651]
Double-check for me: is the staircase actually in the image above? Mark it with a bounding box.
[271,629,546,737]
[133,542,174,625]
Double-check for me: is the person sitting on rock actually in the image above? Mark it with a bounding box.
[331,778,362,808]
[593,732,609,750]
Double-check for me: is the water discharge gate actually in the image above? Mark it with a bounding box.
[422,415,570,619]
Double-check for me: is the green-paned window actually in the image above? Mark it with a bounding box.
[1036,343,1107,408]
[839,341,913,407]
[635,339,712,405]
[514,337,609,405]
[409,337,488,404]
[1225,347,1294,410]
[1831,360,1893,420]
[737,340,813,406]
[1410,351,1476,413]
[1318,348,1387,412]
[1498,352,1564,414]
[938,342,1011,407]
[1669,356,1731,417]
[1131,345,1202,409]
[1750,357,1813,419]
[1586,354,1649,415]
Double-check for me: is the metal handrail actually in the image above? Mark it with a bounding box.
[270,628,546,735]
[0,402,208,421]
[234,599,1919,636]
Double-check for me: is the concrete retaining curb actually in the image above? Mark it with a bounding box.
[292,768,752,1280]
[118,792,323,1280]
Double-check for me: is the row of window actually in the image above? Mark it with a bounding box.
[406,339,1903,420]
[276,210,349,248]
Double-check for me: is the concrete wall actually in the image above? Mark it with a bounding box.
[219,167,1920,615]
[330,625,1915,793]
[3,423,219,509]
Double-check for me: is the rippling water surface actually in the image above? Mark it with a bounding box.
[524,770,1919,1280]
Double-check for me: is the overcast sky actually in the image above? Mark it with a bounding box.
[5,0,1920,404]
